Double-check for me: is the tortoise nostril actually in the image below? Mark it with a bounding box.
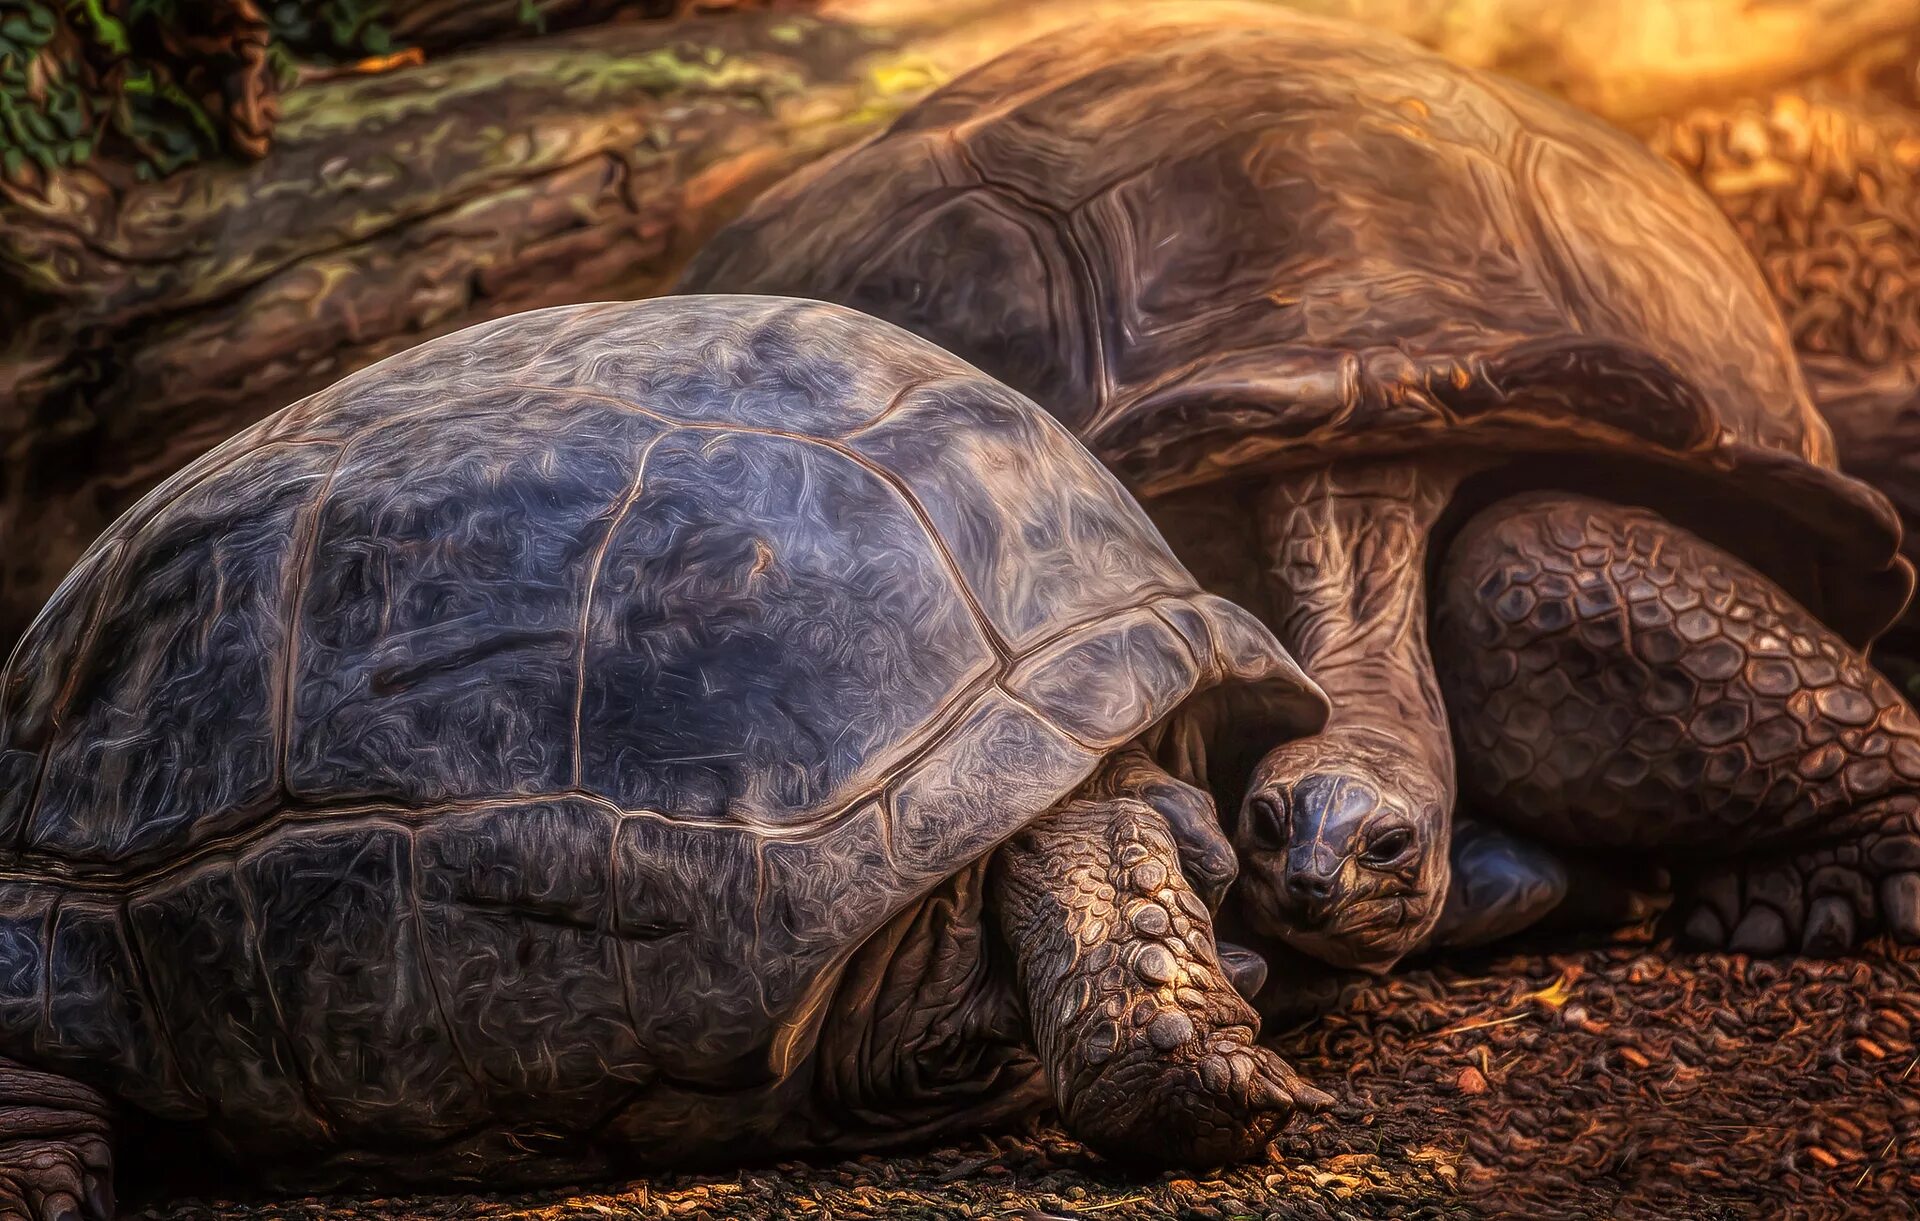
[1287,872,1335,904]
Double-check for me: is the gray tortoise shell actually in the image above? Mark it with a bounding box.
[679,6,1911,644]
[0,296,1324,1148]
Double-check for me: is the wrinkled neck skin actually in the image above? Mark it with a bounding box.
[1236,461,1465,972]
[1267,462,1457,747]
[809,859,1045,1147]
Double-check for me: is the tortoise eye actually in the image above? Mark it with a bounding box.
[1247,797,1286,847]
[1363,827,1413,865]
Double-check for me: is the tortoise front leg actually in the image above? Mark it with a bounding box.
[1084,744,1270,996]
[0,1059,114,1221]
[1088,744,1238,912]
[990,793,1331,1166]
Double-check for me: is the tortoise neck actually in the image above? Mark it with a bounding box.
[1255,462,1460,772]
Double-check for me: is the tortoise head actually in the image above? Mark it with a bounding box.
[1229,732,1449,973]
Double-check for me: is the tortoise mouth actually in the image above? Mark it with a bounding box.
[1271,909,1422,972]
[1240,874,1431,972]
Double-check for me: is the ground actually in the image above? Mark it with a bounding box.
[135,937,1920,1221]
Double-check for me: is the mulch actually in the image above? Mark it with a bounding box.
[139,938,1920,1220]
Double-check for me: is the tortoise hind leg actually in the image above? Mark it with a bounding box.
[0,1059,114,1221]
[988,784,1331,1167]
[1433,492,1920,955]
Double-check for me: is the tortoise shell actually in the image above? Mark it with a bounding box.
[679,6,1912,644]
[0,296,1324,1157]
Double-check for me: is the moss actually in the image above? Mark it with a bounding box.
[260,1,396,61]
[0,2,207,181]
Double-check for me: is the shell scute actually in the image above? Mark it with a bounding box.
[756,802,901,1020]
[577,427,994,826]
[288,393,665,808]
[0,541,124,846]
[674,137,969,337]
[27,443,339,864]
[127,859,330,1152]
[518,296,973,439]
[608,813,771,1086]
[414,797,651,1116]
[844,190,1094,430]
[0,887,47,1064]
[885,688,1099,880]
[1004,606,1199,749]
[44,900,193,1119]
[238,821,485,1139]
[845,375,1191,653]
[261,304,635,446]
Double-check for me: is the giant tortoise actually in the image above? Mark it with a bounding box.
[0,296,1335,1219]
[679,7,1920,973]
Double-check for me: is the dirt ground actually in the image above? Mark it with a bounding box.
[135,937,1920,1221]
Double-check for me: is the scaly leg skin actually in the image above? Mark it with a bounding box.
[1435,491,1920,954]
[1088,744,1238,912]
[1084,744,1268,998]
[1427,816,1570,949]
[990,795,1332,1166]
[0,1060,114,1221]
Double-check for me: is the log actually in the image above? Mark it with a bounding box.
[379,2,784,52]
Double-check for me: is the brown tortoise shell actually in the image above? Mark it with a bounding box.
[0,296,1325,1165]
[679,5,1913,646]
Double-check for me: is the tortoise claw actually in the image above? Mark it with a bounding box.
[1881,873,1920,944]
[1728,905,1788,956]
[1801,895,1856,955]
[1217,941,1268,1000]
[1679,904,1726,949]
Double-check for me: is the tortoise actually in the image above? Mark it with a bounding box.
[0,295,1336,1219]
[677,6,1920,975]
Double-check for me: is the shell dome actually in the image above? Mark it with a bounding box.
[0,295,1323,1150]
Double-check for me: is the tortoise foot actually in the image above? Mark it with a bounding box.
[1676,818,1920,955]
[0,1061,113,1221]
[992,791,1331,1167]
